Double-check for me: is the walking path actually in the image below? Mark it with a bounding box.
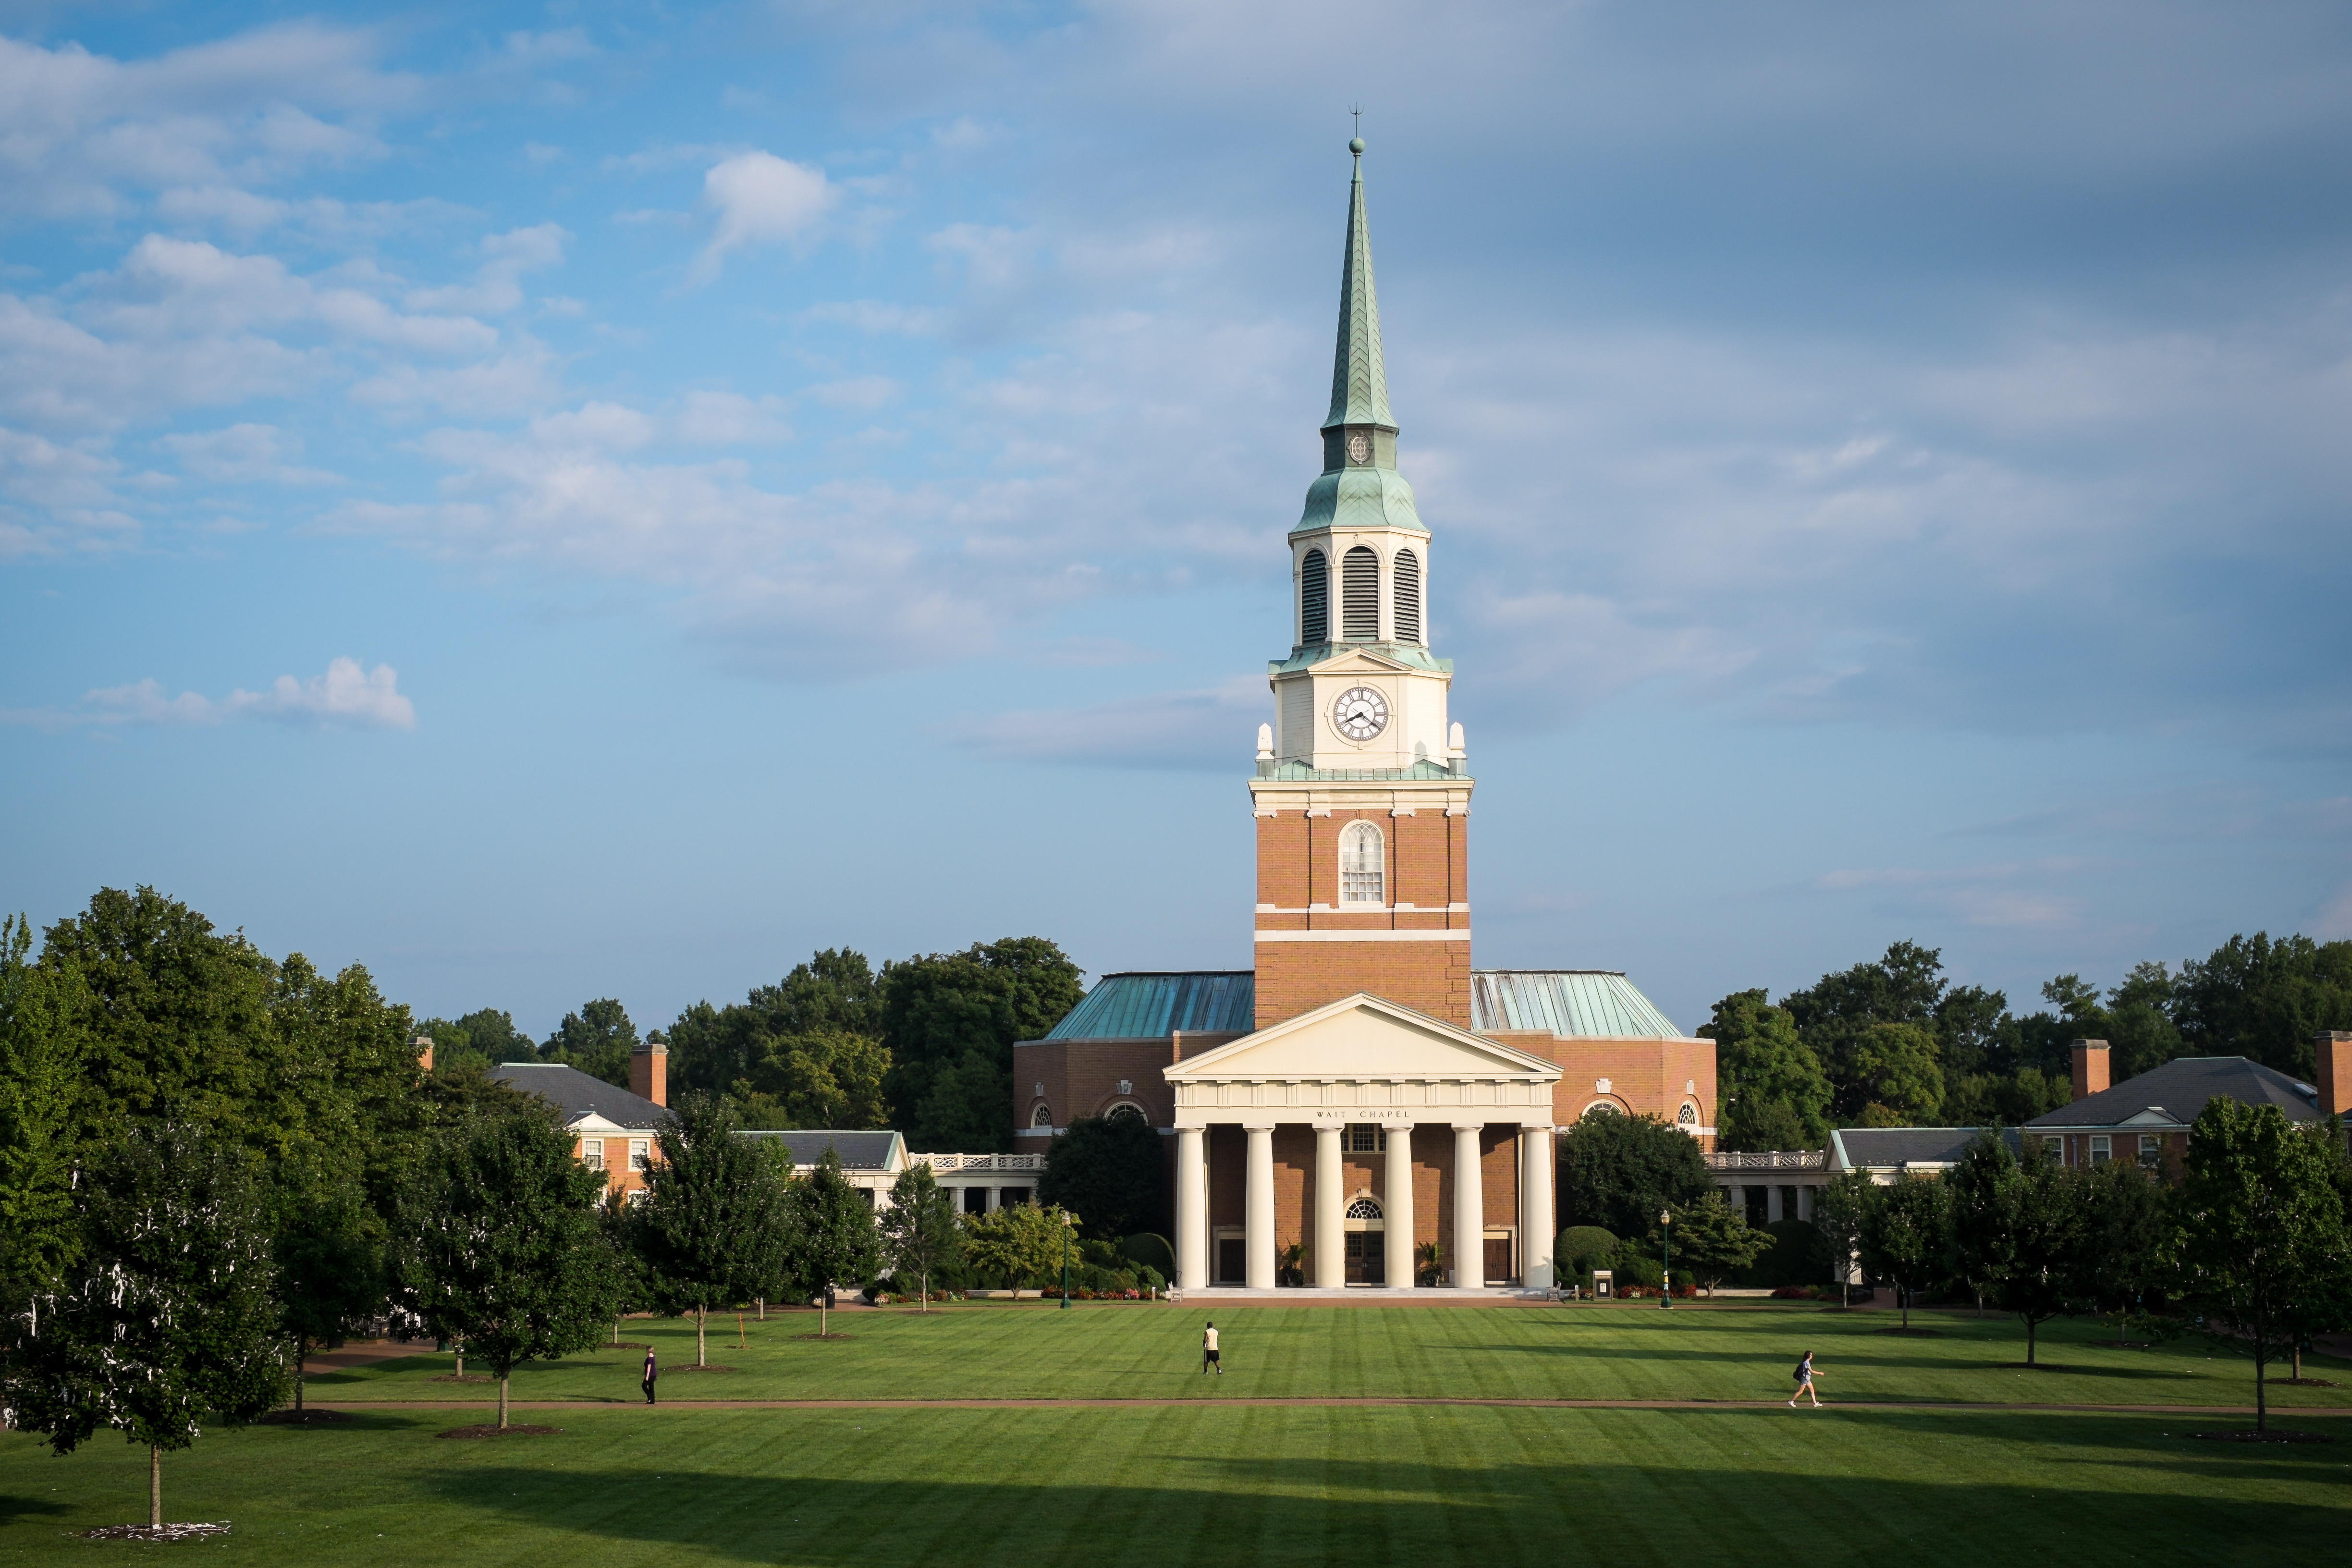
[308,1396,2352,1416]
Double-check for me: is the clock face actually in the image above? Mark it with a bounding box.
[1332,685,1389,742]
[1348,431,1372,464]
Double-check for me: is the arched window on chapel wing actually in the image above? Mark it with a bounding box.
[1339,819,1384,906]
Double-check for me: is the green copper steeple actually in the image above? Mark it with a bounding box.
[1323,137,1394,432]
[1294,138,1424,537]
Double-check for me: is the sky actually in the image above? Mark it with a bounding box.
[2,0,2349,1042]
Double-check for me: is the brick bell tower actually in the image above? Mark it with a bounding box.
[1251,138,1471,1031]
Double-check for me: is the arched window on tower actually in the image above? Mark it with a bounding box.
[1299,548,1328,645]
[1394,548,1422,644]
[1339,819,1384,906]
[1341,545,1380,640]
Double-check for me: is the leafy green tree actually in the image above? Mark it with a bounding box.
[1658,1191,1770,1296]
[633,1093,797,1366]
[274,1190,381,1412]
[2173,932,2352,1079]
[2105,961,2185,1081]
[540,998,637,1088]
[665,949,883,1101]
[6,1123,285,1531]
[880,938,1083,1152]
[1949,1133,2081,1365]
[415,1007,530,1077]
[792,1148,883,1335]
[1858,1175,1951,1329]
[735,1029,892,1129]
[1811,1171,1874,1306]
[1038,1113,1165,1239]
[596,1191,655,1345]
[961,1200,1069,1290]
[882,1163,963,1309]
[2169,1098,2350,1432]
[1556,1108,1713,1237]
[1782,941,1948,1122]
[400,1109,614,1429]
[0,914,86,1316]
[2075,1155,2171,1345]
[1700,990,1831,1150]
[1848,1021,1944,1126]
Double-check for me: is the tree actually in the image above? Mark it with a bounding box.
[2172,932,2352,1080]
[415,1007,530,1078]
[1858,1175,1950,1330]
[735,1029,892,1129]
[1556,1108,1713,1238]
[540,998,637,1088]
[880,938,1084,1151]
[1949,1133,2081,1366]
[0,914,85,1321]
[1038,1113,1165,1239]
[961,1200,1069,1290]
[633,1093,796,1366]
[792,1148,882,1335]
[274,1190,381,1412]
[1555,1225,1617,1292]
[2169,1098,2350,1432]
[1659,1191,1771,1296]
[1812,1171,1874,1306]
[2074,1155,2170,1345]
[881,1164,962,1309]
[6,1123,285,1531]
[400,1110,614,1429]
[1848,1022,1945,1126]
[1781,941,1948,1122]
[1700,990,1832,1151]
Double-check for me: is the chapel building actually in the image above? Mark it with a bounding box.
[1012,140,1716,1293]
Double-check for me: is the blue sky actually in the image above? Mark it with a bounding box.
[3,1,2348,1040]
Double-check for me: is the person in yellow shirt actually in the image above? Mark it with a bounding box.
[1202,1321,1222,1376]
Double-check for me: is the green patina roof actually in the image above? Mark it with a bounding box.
[1470,971,1690,1040]
[1324,143,1393,432]
[1255,760,1468,782]
[1038,972,1257,1041]
[1294,464,1425,535]
[1266,643,1452,676]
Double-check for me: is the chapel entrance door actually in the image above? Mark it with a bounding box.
[1482,1236,1514,1286]
[1216,1238,1246,1285]
[1344,1230,1385,1285]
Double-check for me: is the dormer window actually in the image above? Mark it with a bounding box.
[1339,819,1384,906]
[1299,549,1329,645]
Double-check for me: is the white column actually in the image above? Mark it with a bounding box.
[1767,1185,1784,1224]
[1384,1122,1416,1288]
[1176,1126,1206,1292]
[1314,1125,1345,1289]
[1245,1125,1276,1290]
[1521,1125,1555,1290]
[1453,1123,1484,1287]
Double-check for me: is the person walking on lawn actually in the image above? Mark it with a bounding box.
[642,1348,658,1406]
[1788,1351,1820,1407]
[1202,1321,1222,1375]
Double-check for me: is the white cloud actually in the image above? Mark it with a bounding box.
[807,376,898,410]
[404,225,569,317]
[5,658,416,731]
[798,299,946,336]
[692,152,837,282]
[159,423,340,485]
[1809,860,2095,930]
[941,678,1267,770]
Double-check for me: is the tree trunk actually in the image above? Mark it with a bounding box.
[1900,1285,1910,1331]
[498,1374,511,1430]
[696,1305,707,1367]
[149,1445,161,1530]
[612,1316,621,1347]
[295,1344,306,1412]
[2255,1348,2268,1433]
[921,1269,929,1313]
[2292,1341,2302,1380]
[2026,1317,2038,1366]
[454,1343,464,1378]
[821,1297,828,1336]
[758,1297,765,1321]
[736,1311,745,1349]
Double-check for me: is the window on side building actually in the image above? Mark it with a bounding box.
[2139,1134,2161,1168]
[2089,1135,2111,1164]
[630,1138,649,1171]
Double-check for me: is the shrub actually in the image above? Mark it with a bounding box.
[1736,1220,1828,1290]
[1120,1233,1176,1279]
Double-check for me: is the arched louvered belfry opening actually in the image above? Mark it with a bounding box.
[1393,548,1422,644]
[1299,548,1329,645]
[1341,545,1379,640]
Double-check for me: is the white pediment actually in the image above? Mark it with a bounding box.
[2119,1107,2177,1125]
[569,1112,633,1135]
[1165,992,1560,1084]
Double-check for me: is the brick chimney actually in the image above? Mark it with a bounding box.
[2071,1039,2110,1101]
[2315,1032,2352,1117]
[630,1038,668,1107]
[414,1034,434,1073]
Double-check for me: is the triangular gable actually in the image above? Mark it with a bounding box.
[1308,646,1421,678]
[1165,992,1561,1083]
[568,1111,632,1135]
[2120,1107,2177,1125]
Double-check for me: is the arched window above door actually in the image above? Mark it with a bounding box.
[1345,1197,1383,1220]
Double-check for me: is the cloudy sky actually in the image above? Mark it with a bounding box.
[3,1,2348,1039]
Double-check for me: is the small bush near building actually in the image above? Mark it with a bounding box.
[1735,1220,1828,1290]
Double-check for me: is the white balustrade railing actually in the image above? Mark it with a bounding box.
[1702,1150,1829,1172]
[909,1152,1043,1174]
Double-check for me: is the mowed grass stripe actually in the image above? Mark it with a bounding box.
[4,1406,2346,1566]
[321,1303,2352,1411]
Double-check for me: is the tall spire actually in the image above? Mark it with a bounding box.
[1323,137,1394,432]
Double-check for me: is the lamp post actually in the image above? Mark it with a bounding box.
[1659,1208,1673,1311]
[1059,1211,1073,1311]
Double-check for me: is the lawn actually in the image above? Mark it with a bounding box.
[315,1300,2352,1411]
[2,1403,2344,1566]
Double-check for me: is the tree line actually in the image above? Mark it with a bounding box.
[1700,933,2352,1149]
[421,937,1086,1152]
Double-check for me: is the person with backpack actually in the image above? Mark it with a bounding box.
[1788,1350,1820,1407]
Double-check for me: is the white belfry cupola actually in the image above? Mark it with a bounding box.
[1266,137,1458,778]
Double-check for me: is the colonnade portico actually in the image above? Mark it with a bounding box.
[1164,993,1563,1293]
